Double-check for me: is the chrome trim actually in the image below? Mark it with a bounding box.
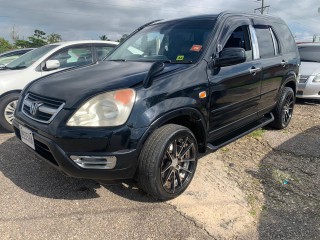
[270,28,279,55]
[70,155,117,169]
[249,25,260,60]
[22,93,65,124]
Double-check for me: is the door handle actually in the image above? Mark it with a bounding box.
[249,66,261,75]
[281,60,288,67]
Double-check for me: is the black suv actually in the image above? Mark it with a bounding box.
[13,12,299,200]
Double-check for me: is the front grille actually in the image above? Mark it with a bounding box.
[22,93,65,123]
[299,75,309,83]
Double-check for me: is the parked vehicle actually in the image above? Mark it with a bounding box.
[13,12,299,200]
[297,43,320,99]
[0,40,118,131]
[0,48,34,67]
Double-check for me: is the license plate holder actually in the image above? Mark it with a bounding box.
[19,125,35,150]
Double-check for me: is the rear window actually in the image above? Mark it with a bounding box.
[298,46,320,62]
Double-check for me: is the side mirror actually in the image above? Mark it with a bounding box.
[216,47,246,67]
[45,60,60,70]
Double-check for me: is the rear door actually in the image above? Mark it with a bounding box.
[253,21,287,113]
[208,17,262,139]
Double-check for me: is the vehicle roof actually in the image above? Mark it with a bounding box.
[152,11,284,25]
[48,40,119,46]
[297,43,320,47]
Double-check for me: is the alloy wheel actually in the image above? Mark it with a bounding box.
[282,93,294,125]
[4,100,18,125]
[160,135,196,194]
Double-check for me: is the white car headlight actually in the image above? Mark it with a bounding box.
[313,74,320,83]
[67,89,136,127]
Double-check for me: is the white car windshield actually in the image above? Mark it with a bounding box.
[107,19,216,64]
[6,45,58,70]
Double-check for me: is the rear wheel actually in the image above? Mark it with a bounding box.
[0,93,20,132]
[270,87,295,129]
[137,124,198,201]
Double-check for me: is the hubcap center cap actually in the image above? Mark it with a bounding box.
[172,158,179,167]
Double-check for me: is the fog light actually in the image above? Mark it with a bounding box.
[70,155,117,169]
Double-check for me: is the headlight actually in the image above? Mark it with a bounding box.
[67,89,136,127]
[313,74,320,83]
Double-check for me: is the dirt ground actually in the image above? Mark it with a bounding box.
[170,99,320,239]
[0,99,319,239]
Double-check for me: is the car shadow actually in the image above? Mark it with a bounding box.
[0,136,101,200]
[0,136,157,202]
[295,98,320,105]
[247,126,320,239]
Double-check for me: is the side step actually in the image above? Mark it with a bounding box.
[207,113,274,151]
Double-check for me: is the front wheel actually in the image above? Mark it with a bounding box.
[0,93,20,132]
[137,124,198,201]
[269,87,295,129]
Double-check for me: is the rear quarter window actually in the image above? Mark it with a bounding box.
[273,23,296,53]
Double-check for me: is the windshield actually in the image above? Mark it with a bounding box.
[298,46,320,62]
[107,19,216,63]
[6,45,58,69]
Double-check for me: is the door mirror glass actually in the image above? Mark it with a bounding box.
[45,60,60,70]
[216,47,246,67]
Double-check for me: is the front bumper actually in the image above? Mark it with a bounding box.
[297,77,320,99]
[13,118,147,180]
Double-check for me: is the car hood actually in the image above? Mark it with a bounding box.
[28,61,189,108]
[0,69,22,76]
[300,61,320,76]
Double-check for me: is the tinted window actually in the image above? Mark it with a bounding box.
[223,25,253,61]
[96,46,115,61]
[107,20,216,63]
[47,46,93,69]
[255,26,275,58]
[273,23,296,53]
[298,46,320,62]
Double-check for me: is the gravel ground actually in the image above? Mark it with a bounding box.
[217,99,320,239]
[0,99,319,239]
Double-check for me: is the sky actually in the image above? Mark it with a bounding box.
[0,0,319,42]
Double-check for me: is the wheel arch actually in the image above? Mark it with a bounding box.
[138,107,208,153]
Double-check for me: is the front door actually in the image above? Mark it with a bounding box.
[207,18,262,140]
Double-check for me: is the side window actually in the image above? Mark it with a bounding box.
[47,46,93,69]
[273,23,296,53]
[96,46,115,61]
[223,25,253,61]
[254,25,275,59]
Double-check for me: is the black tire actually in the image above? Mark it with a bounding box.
[137,124,198,201]
[269,87,295,129]
[0,93,20,132]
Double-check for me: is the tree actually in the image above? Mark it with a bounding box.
[118,34,128,43]
[99,35,110,41]
[15,29,48,48]
[0,38,13,53]
[34,29,46,40]
[47,33,62,43]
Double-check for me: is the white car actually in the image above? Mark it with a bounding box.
[297,43,320,100]
[0,40,118,131]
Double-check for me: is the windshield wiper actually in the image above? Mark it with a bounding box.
[6,66,28,70]
[110,59,127,62]
[300,59,320,63]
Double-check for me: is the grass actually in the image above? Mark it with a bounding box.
[248,129,266,139]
